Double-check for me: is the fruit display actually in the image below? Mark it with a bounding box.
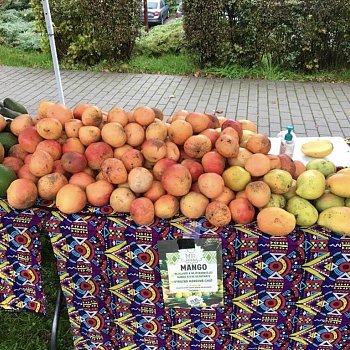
[0,98,350,237]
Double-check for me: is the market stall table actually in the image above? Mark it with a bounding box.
[1,139,350,349]
[44,204,350,350]
[1,199,350,349]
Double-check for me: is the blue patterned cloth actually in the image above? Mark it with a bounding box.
[0,199,47,314]
[46,208,350,350]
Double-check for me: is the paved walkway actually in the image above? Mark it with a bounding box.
[1,66,350,137]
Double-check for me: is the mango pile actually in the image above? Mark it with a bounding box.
[0,99,350,237]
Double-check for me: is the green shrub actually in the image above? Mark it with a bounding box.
[290,1,350,70]
[0,7,34,20]
[135,19,185,56]
[14,29,41,50]
[223,0,350,70]
[0,9,40,50]
[0,0,31,10]
[223,0,286,67]
[184,0,350,70]
[183,0,229,67]
[80,0,141,62]
[166,0,179,16]
[31,0,141,64]
[31,0,89,59]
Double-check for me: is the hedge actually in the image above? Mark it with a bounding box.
[183,0,350,70]
[31,0,141,64]
[183,0,228,67]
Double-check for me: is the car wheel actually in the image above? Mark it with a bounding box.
[161,15,164,24]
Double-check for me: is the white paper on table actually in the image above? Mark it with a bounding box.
[269,137,350,167]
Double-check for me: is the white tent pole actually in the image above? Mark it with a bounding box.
[41,0,65,105]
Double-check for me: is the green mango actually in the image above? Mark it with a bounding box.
[306,159,336,177]
[286,196,318,226]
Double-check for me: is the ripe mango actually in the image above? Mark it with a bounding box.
[222,165,251,191]
[327,173,350,198]
[239,130,256,147]
[257,207,296,236]
[318,207,350,235]
[296,170,325,200]
[337,168,350,174]
[314,192,345,212]
[286,196,318,226]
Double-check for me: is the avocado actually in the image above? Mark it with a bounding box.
[0,106,21,119]
[0,164,17,197]
[3,98,28,114]
[4,119,11,132]
[0,132,18,155]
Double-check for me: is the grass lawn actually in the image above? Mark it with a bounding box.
[1,45,350,82]
[0,46,53,69]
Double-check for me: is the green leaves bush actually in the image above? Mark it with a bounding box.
[31,0,141,64]
[0,8,40,50]
[0,0,31,10]
[135,19,185,56]
[183,0,229,67]
[184,0,350,71]
[166,0,180,16]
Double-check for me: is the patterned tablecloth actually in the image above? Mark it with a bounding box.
[0,199,47,314]
[45,205,350,350]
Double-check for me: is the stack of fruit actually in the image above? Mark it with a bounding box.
[0,99,349,237]
[0,98,26,199]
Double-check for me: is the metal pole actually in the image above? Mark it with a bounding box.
[143,0,149,32]
[41,0,65,105]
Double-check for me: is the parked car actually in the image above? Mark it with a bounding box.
[176,1,183,18]
[142,0,169,25]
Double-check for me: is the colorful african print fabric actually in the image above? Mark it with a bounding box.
[46,207,350,350]
[0,199,47,314]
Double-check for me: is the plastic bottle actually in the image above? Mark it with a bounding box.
[279,125,295,158]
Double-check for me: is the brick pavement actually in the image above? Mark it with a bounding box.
[1,66,349,137]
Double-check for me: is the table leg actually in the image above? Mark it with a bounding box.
[50,287,63,350]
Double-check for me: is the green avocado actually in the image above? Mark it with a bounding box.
[4,119,11,132]
[0,132,18,155]
[0,106,21,119]
[3,98,28,114]
[0,164,17,197]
